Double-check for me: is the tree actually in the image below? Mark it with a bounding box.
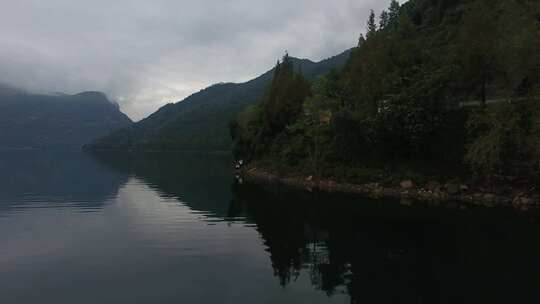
[367,10,377,37]
[358,33,366,47]
[288,77,336,176]
[230,0,540,182]
[263,53,311,135]
[465,100,536,177]
[379,10,390,29]
[230,104,264,159]
[388,0,401,25]
[495,0,540,96]
[457,1,500,107]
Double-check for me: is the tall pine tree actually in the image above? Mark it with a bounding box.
[358,33,366,46]
[389,0,401,25]
[263,53,311,135]
[367,9,377,37]
[380,10,390,29]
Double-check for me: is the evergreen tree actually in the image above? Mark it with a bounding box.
[358,33,366,47]
[379,10,390,29]
[367,10,377,37]
[263,52,311,135]
[231,0,540,180]
[389,0,400,25]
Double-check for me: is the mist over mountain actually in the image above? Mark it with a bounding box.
[0,83,26,96]
[0,89,132,149]
[85,49,352,151]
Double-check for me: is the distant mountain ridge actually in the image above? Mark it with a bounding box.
[0,83,26,96]
[0,89,132,149]
[86,49,352,151]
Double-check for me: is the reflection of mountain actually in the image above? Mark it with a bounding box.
[0,151,129,210]
[230,183,540,303]
[89,152,233,216]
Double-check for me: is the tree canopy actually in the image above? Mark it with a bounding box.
[231,0,540,181]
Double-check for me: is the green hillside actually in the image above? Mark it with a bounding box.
[231,0,540,180]
[85,50,352,151]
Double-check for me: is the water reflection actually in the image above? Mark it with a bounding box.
[2,151,540,303]
[0,150,128,211]
[89,151,234,217]
[230,183,540,303]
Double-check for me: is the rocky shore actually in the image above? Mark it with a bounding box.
[238,165,540,210]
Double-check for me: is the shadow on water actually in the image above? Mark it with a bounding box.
[89,151,234,217]
[229,183,540,304]
[0,150,129,211]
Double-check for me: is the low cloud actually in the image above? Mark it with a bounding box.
[0,0,394,121]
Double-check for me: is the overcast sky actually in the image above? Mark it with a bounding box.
[0,0,395,121]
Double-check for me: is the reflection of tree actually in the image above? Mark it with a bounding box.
[229,184,350,291]
[231,185,309,286]
[308,241,349,297]
[229,184,434,302]
[230,183,540,303]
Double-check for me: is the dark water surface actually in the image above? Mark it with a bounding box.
[1,151,540,303]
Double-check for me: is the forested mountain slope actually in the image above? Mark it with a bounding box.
[85,50,352,151]
[231,0,540,180]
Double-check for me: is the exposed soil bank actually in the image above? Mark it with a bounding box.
[238,164,540,210]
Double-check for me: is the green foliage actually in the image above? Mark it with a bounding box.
[455,1,504,105]
[87,50,352,152]
[367,10,377,37]
[230,104,264,159]
[465,98,540,176]
[379,10,390,29]
[388,0,400,20]
[231,0,540,182]
[454,0,540,103]
[357,34,366,47]
[286,77,337,173]
[263,53,312,136]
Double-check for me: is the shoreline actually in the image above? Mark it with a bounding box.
[239,164,540,210]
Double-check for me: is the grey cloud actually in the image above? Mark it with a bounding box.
[0,0,396,121]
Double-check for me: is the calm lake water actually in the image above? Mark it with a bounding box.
[1,151,540,303]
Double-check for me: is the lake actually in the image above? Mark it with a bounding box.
[1,151,540,303]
